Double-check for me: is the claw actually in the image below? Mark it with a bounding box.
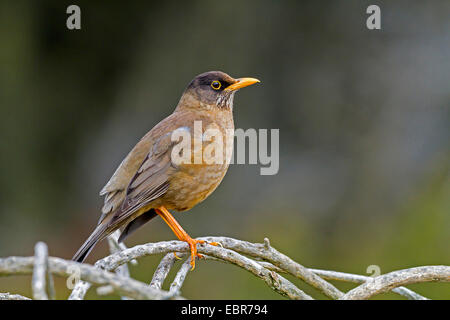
[188,239,205,270]
[173,252,182,260]
[207,241,222,247]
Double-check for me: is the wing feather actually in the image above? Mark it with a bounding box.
[100,127,182,230]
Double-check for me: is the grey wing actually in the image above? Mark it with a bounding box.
[98,189,126,224]
[73,125,189,262]
[72,147,172,263]
[101,130,180,232]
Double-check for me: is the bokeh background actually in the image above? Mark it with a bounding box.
[0,1,449,299]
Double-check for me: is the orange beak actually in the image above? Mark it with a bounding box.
[225,77,260,91]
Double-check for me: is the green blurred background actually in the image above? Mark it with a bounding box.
[0,1,449,299]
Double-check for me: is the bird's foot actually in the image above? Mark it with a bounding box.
[186,239,223,270]
[186,238,206,270]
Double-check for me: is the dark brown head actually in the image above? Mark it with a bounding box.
[177,71,260,110]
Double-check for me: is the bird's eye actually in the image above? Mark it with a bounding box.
[211,80,221,90]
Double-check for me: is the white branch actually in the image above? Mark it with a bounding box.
[103,230,134,299]
[340,266,450,300]
[169,258,192,294]
[1,238,448,300]
[69,240,189,299]
[107,230,131,278]
[32,242,51,300]
[309,268,428,300]
[150,253,185,290]
[0,293,31,300]
[255,261,428,300]
[198,236,343,299]
[0,256,177,300]
[202,254,313,300]
[69,239,312,300]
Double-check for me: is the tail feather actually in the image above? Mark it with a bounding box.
[72,223,109,263]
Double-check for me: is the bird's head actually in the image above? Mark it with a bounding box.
[177,71,260,111]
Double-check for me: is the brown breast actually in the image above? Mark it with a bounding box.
[161,107,234,211]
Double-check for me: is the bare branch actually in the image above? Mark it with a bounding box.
[252,262,427,300]
[107,230,138,266]
[198,236,344,299]
[111,240,312,299]
[169,258,192,294]
[340,266,450,300]
[69,240,189,299]
[32,242,50,300]
[150,253,185,290]
[71,231,138,300]
[0,293,31,300]
[70,239,312,300]
[1,238,448,300]
[202,254,313,300]
[103,230,134,299]
[68,278,91,300]
[0,255,177,300]
[309,268,428,300]
[107,230,130,278]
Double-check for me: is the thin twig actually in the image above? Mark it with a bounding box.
[107,230,131,278]
[107,230,138,266]
[70,240,312,300]
[0,292,31,300]
[2,238,448,300]
[69,241,189,299]
[150,253,185,290]
[68,279,91,300]
[115,241,312,299]
[199,236,343,299]
[169,258,192,294]
[32,242,50,300]
[103,230,133,299]
[0,255,178,300]
[68,237,449,300]
[199,248,313,300]
[340,266,450,300]
[309,268,428,300]
[202,254,313,300]
[255,261,427,300]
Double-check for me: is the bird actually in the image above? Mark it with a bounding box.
[72,71,260,269]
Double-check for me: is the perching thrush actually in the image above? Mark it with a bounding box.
[73,71,260,269]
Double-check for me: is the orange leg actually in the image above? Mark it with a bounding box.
[155,206,218,270]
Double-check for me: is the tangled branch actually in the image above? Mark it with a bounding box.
[0,236,448,300]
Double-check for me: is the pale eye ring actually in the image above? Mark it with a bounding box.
[211,80,221,90]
